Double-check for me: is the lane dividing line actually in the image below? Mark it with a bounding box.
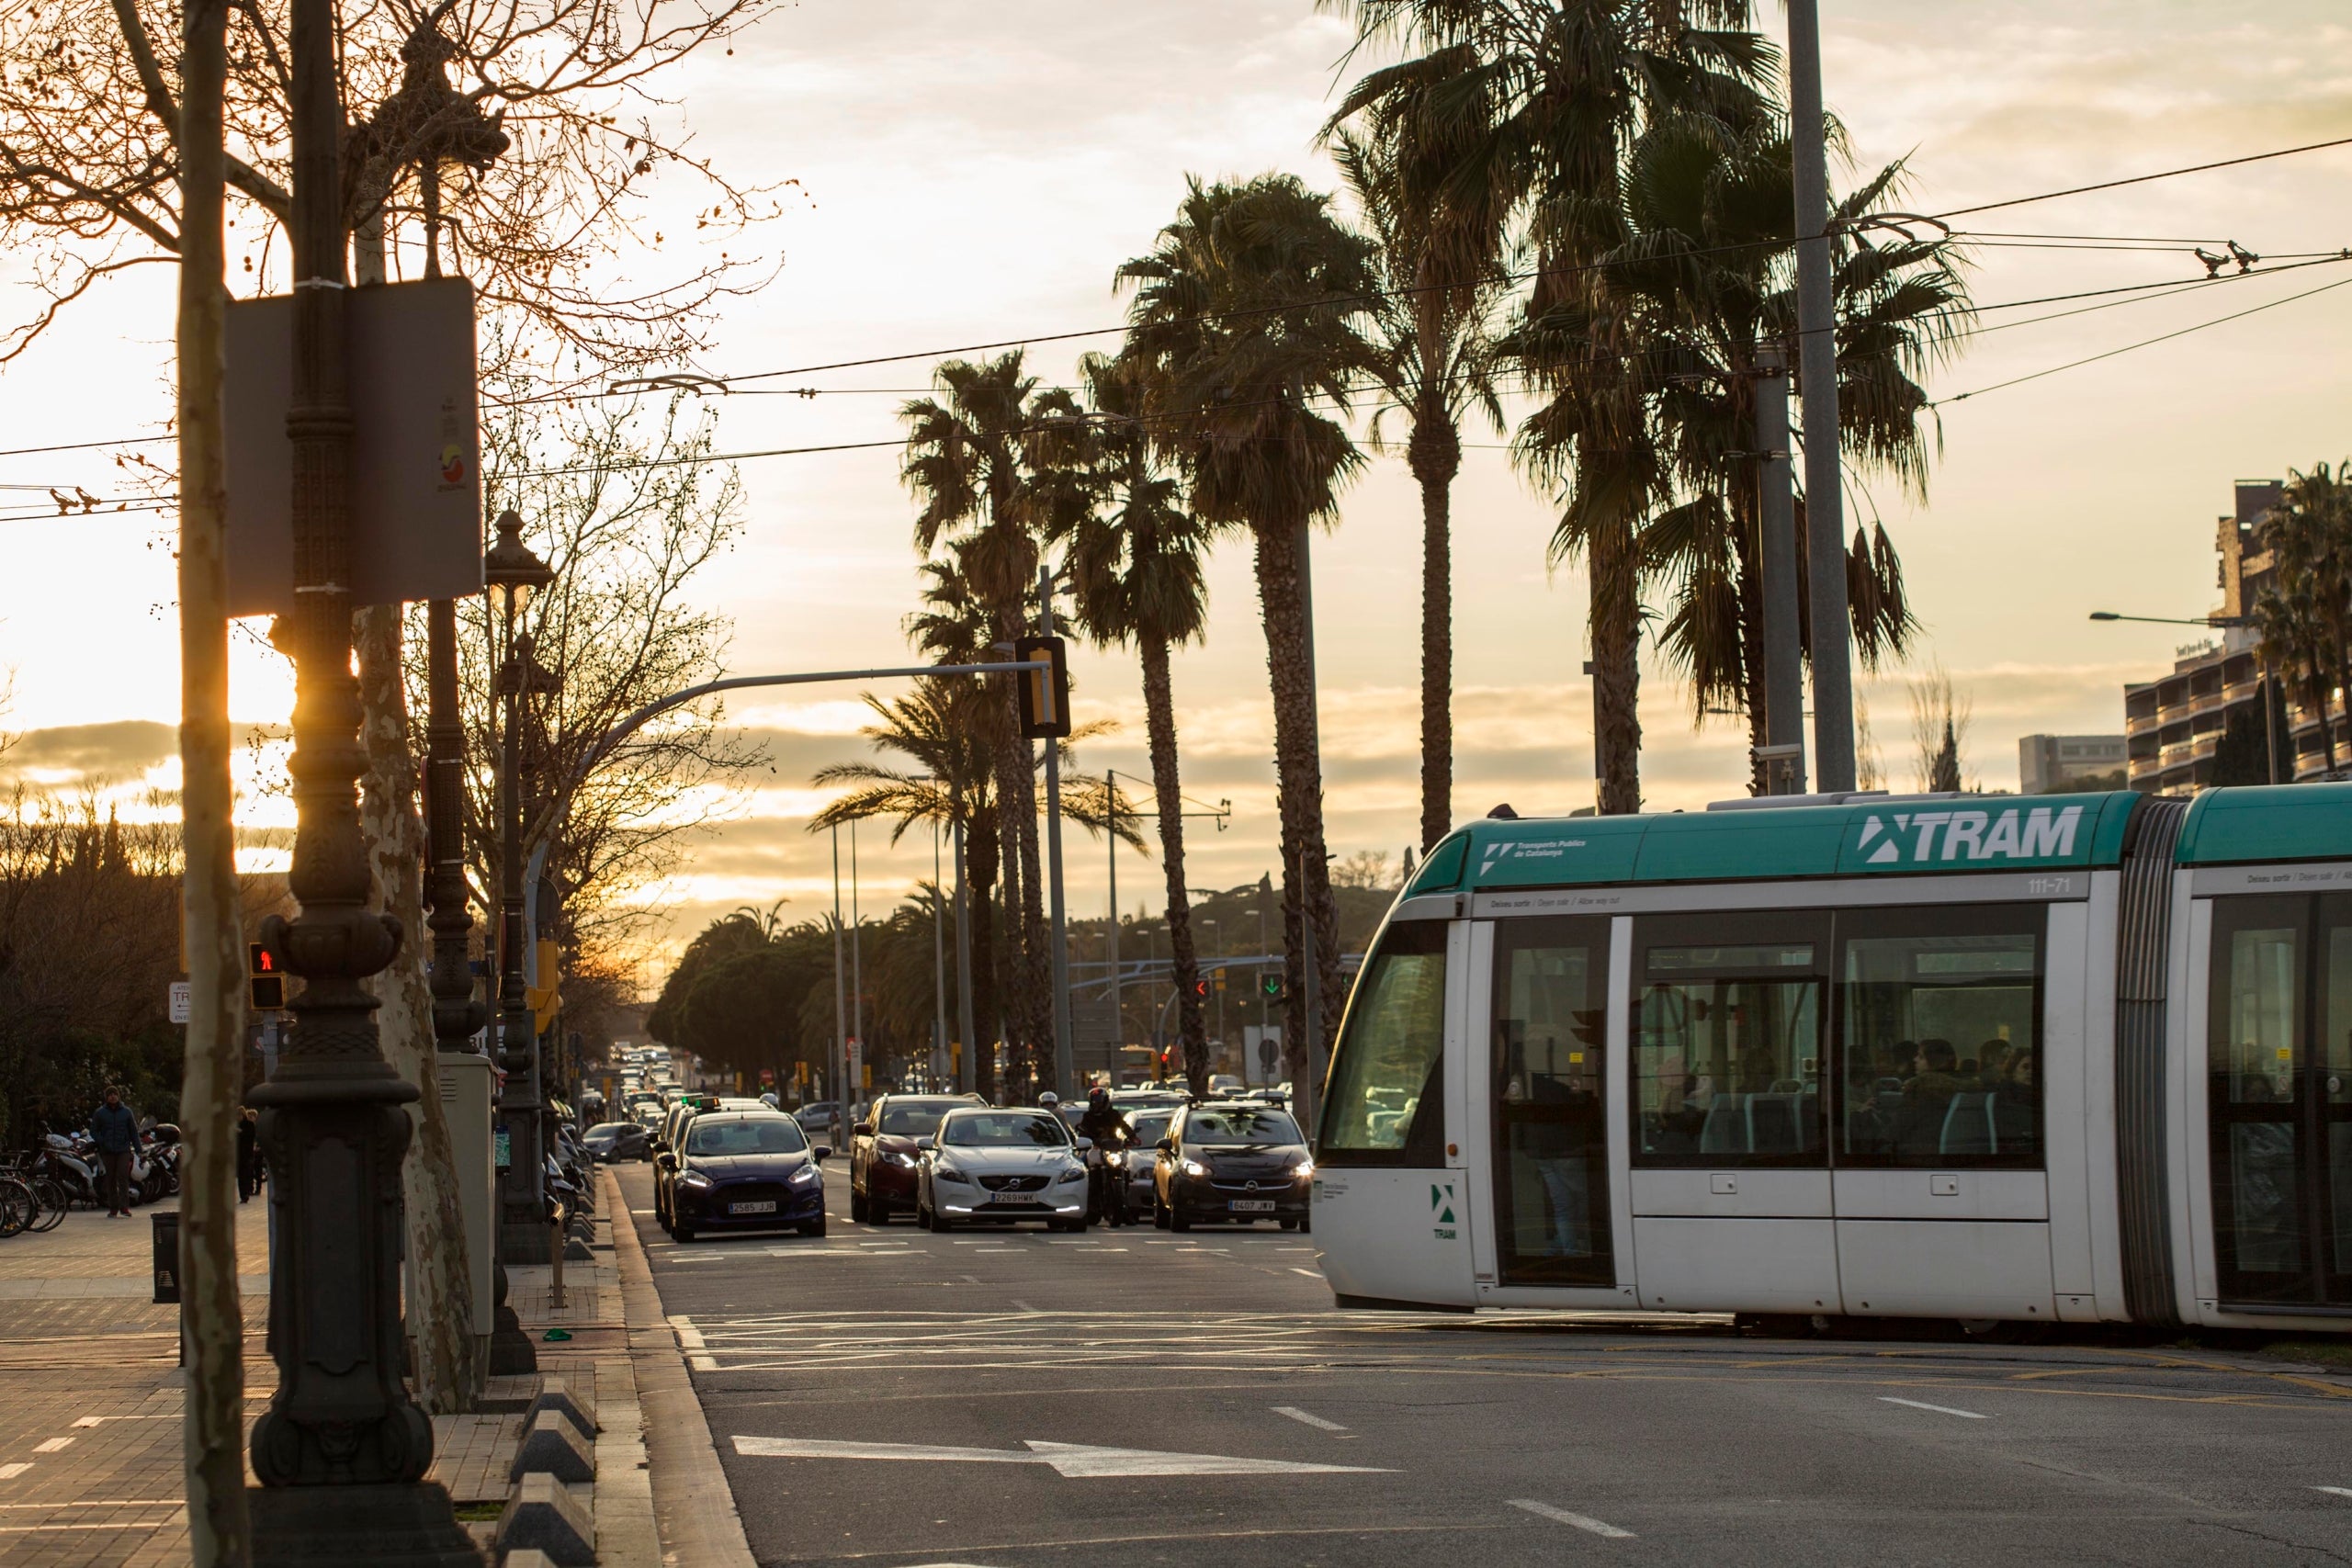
[0,1465,28,1480]
[1880,1396,1987,1420]
[1290,1269,1323,1280]
[1272,1405,1347,1433]
[2314,1486,2352,1499]
[1510,1499,1634,1539]
[30,1439,71,1454]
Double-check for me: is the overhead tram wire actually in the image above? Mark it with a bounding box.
[17,130,2352,461]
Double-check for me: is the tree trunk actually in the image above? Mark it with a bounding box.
[1015,736,1049,1089]
[173,0,250,1556]
[1591,513,1645,814]
[356,605,480,1413]
[2306,649,2337,771]
[1409,410,1460,853]
[1252,522,1343,1089]
[1140,637,1207,1094]
[964,801,1001,1102]
[1732,494,1768,795]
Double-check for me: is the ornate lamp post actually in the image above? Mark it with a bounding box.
[485,510,555,1260]
[245,0,479,1556]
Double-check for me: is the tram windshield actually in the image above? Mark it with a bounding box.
[1320,920,1447,1161]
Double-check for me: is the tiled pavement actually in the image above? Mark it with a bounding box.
[0,1174,660,1566]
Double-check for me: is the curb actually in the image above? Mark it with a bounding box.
[609,1166,758,1568]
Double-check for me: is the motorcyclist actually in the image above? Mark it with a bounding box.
[1074,1087,1134,1225]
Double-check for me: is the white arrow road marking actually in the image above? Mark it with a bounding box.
[1879,1396,1986,1420]
[2314,1486,2352,1499]
[732,1435,1391,1478]
[1272,1405,1347,1432]
[1510,1499,1634,1539]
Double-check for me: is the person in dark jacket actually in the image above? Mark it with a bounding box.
[89,1087,138,1217]
[235,1109,264,1202]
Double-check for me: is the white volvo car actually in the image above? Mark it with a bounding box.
[915,1107,1091,1233]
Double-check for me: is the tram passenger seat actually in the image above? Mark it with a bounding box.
[1748,1093,1801,1156]
[1700,1098,1747,1155]
[1939,1091,1996,1156]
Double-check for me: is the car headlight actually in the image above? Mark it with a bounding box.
[679,1170,713,1189]
[884,1150,918,1168]
[933,1165,970,1184]
[1181,1158,1208,1178]
[1054,1164,1085,1184]
[1291,1158,1315,1178]
[788,1165,820,1185]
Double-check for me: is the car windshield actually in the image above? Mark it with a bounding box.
[684,1118,808,1156]
[941,1112,1069,1149]
[1185,1109,1303,1145]
[1127,1111,1174,1144]
[585,1122,633,1139]
[877,1100,965,1136]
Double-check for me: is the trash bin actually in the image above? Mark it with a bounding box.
[151,1210,179,1304]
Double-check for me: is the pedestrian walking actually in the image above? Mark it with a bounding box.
[235,1108,264,1203]
[89,1086,138,1217]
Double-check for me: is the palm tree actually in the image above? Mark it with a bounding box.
[1595,116,1965,784]
[2261,462,2352,770]
[900,354,1076,1077]
[1117,174,1378,1086]
[807,678,1005,1099]
[1325,0,1774,812]
[1326,124,1509,852]
[1060,351,1219,1094]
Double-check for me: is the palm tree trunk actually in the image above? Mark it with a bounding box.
[965,802,1001,1102]
[2307,650,2338,770]
[1014,739,1049,1088]
[1408,411,1461,852]
[356,606,481,1413]
[1732,496,1769,795]
[174,0,249,1553]
[1252,521,1344,1087]
[989,655,1036,1088]
[1592,513,1645,814]
[1140,636,1207,1094]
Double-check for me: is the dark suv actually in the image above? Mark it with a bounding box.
[1150,1101,1313,1232]
[851,1093,981,1224]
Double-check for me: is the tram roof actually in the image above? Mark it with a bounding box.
[1408,783,2352,897]
[2176,781,2352,866]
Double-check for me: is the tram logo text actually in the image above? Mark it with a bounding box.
[1855,804,2081,867]
[1430,1179,1459,1241]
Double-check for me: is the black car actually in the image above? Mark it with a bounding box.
[582,1122,651,1162]
[661,1111,831,1242]
[1150,1102,1313,1232]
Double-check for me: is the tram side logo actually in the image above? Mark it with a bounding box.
[1855,803,2083,866]
[1430,1179,1458,1241]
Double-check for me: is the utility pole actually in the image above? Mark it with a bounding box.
[953,819,976,1096]
[830,825,846,1148]
[1105,769,1123,1081]
[850,821,863,1108]
[1788,0,1857,790]
[1039,566,1074,1097]
[932,823,947,1089]
[1754,348,1807,795]
[244,0,476,1552]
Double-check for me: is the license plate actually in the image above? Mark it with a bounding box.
[987,1194,1044,1206]
[729,1200,777,1214]
[1227,1199,1277,1213]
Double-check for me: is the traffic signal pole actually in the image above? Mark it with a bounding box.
[1039,566,1075,1100]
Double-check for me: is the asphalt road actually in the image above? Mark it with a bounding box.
[616,1163,2352,1567]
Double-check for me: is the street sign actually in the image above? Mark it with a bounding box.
[168,980,191,1024]
[1072,998,1120,1048]
[224,276,483,616]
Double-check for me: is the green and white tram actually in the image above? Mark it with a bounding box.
[1310,783,2352,1335]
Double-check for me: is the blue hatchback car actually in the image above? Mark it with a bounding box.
[663,1111,831,1241]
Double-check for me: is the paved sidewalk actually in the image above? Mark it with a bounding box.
[0,1174,669,1566]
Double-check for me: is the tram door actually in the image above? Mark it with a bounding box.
[2207,894,2352,1308]
[1489,918,1614,1286]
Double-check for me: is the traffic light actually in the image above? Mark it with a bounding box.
[1014,635,1071,739]
[1260,972,1285,1002]
[248,942,286,1011]
[1193,978,1209,998]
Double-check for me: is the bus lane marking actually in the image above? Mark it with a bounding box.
[1509,1498,1634,1538]
[1880,1396,1986,1419]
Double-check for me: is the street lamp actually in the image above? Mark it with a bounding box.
[2091,608,2274,784]
[486,510,555,1261]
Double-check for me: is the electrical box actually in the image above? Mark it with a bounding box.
[436,1052,497,1336]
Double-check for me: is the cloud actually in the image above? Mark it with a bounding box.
[0,720,175,784]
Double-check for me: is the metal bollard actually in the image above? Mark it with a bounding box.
[548,1212,566,1312]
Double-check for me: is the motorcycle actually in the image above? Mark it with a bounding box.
[40,1134,103,1209]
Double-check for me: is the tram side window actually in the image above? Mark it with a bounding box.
[1320,920,1448,1164]
[1634,935,1826,1168]
[1838,915,2041,1169]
